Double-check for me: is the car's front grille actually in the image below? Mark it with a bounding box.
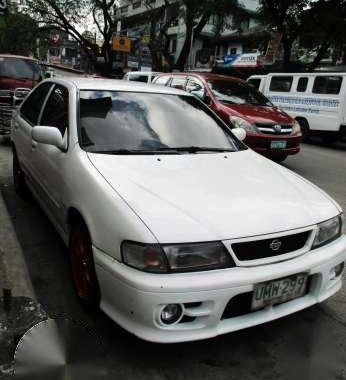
[231,231,310,261]
[0,105,14,130]
[256,123,293,135]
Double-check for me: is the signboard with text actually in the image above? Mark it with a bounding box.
[112,35,131,53]
[224,53,260,68]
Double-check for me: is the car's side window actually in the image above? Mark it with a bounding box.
[20,82,53,125]
[186,77,205,100]
[170,76,187,90]
[40,84,69,136]
[155,75,171,86]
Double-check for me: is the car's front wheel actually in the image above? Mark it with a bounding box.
[69,221,100,308]
[13,151,30,199]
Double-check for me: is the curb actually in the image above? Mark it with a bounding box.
[0,192,35,300]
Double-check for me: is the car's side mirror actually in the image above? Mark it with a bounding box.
[32,126,63,148]
[232,127,246,141]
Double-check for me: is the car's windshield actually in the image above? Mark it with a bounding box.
[0,57,42,81]
[208,80,272,106]
[79,91,244,154]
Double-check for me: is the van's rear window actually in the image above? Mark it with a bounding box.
[312,76,342,95]
[0,57,41,81]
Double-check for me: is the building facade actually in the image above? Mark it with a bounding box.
[115,0,266,70]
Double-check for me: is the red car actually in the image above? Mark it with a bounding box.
[153,72,302,162]
[0,55,42,135]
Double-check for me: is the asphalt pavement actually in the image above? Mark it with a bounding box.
[0,138,345,380]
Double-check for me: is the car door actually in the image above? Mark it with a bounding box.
[12,82,53,180]
[30,84,70,228]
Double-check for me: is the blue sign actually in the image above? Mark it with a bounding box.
[224,54,239,64]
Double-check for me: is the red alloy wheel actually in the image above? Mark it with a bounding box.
[70,223,100,306]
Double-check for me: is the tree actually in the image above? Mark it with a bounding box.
[142,0,178,71]
[0,11,44,56]
[258,0,310,68]
[302,0,346,69]
[25,0,118,74]
[175,0,242,71]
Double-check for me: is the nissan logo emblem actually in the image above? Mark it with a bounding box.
[269,239,282,251]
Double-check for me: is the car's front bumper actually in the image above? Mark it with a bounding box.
[245,132,301,158]
[93,235,346,343]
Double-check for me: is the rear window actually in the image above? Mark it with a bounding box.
[0,57,42,81]
[312,76,342,94]
[269,76,293,92]
[297,77,308,92]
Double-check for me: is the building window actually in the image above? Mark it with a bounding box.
[312,76,343,94]
[132,1,141,9]
[230,47,237,55]
[208,14,219,26]
[120,6,128,13]
[269,76,293,92]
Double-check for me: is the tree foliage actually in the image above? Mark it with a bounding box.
[0,11,44,55]
[258,0,309,67]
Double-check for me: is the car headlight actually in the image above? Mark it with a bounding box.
[312,215,342,249]
[122,241,234,273]
[292,120,301,134]
[229,116,258,132]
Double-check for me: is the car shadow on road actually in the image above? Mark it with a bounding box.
[1,183,346,380]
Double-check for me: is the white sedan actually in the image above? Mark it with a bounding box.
[11,78,346,343]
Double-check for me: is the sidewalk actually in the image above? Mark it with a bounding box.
[0,141,46,377]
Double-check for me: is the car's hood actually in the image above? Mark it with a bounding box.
[219,103,293,125]
[87,150,340,243]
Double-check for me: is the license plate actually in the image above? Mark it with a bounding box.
[252,274,308,310]
[270,140,287,149]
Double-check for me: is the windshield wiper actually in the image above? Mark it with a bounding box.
[90,149,182,155]
[158,146,235,153]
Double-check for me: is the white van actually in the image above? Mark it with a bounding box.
[248,73,346,142]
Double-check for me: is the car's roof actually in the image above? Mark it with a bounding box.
[50,77,189,95]
[157,71,244,82]
[0,54,38,61]
[127,71,161,75]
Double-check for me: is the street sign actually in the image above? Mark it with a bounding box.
[112,35,131,53]
[0,0,7,15]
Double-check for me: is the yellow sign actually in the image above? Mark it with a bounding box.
[112,35,131,53]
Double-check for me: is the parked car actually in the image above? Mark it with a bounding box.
[0,55,43,135]
[153,72,302,162]
[12,78,346,343]
[248,72,346,143]
[123,71,161,84]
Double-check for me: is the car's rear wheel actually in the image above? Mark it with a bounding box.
[69,221,100,308]
[13,151,30,199]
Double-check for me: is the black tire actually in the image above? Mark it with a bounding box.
[69,220,100,308]
[272,155,288,163]
[13,151,30,199]
[297,119,309,142]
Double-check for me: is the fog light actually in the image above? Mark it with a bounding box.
[329,262,344,280]
[160,304,183,325]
